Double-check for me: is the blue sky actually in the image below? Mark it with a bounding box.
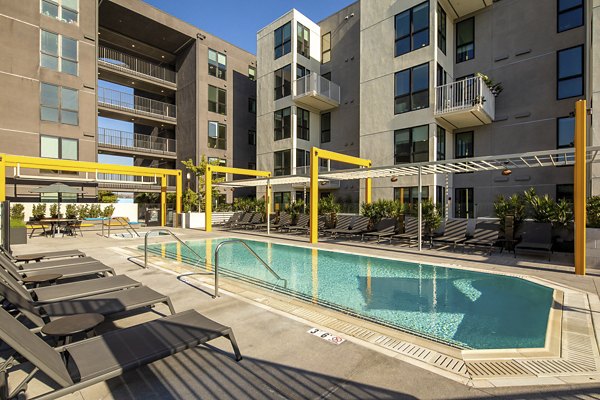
[144,0,356,54]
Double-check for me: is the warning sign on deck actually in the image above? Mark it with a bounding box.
[307,328,345,345]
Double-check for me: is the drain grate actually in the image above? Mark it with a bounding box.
[431,354,469,376]
[518,359,598,375]
[466,360,534,378]
[292,308,338,326]
[327,320,377,341]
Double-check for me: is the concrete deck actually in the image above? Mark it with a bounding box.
[8,228,600,399]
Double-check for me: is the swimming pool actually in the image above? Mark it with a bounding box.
[144,238,555,350]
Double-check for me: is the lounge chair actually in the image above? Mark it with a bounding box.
[0,253,114,281]
[221,212,243,228]
[431,219,468,251]
[463,220,500,255]
[391,217,422,246]
[285,214,309,233]
[7,249,86,263]
[254,213,278,230]
[0,306,241,400]
[2,254,101,270]
[237,212,263,229]
[331,216,371,238]
[258,212,292,231]
[362,218,398,243]
[514,222,553,261]
[322,214,353,236]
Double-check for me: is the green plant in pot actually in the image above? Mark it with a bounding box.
[102,205,115,218]
[9,203,27,245]
[31,203,46,221]
[49,203,60,218]
[285,200,305,224]
[493,193,526,237]
[182,188,199,213]
[88,204,102,218]
[318,194,341,228]
[65,204,78,219]
[77,204,89,220]
[421,199,442,236]
[524,188,555,223]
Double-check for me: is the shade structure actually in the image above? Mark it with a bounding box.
[30,183,84,217]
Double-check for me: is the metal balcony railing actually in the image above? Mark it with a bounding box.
[98,86,176,120]
[434,75,495,118]
[98,127,176,155]
[294,73,341,104]
[98,46,176,84]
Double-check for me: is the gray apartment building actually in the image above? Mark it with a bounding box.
[257,0,596,217]
[0,0,257,202]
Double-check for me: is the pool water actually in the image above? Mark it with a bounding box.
[144,238,554,349]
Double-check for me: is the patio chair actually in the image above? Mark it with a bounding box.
[238,212,263,229]
[331,216,371,238]
[254,213,278,230]
[362,218,398,243]
[230,212,252,228]
[221,212,243,228]
[391,217,422,246]
[514,222,553,261]
[285,213,309,233]
[463,220,501,255]
[26,222,50,238]
[1,253,99,270]
[322,214,353,236]
[431,219,468,251]
[0,253,114,281]
[0,306,241,400]
[6,249,86,263]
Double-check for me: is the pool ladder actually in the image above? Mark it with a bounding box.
[143,232,286,298]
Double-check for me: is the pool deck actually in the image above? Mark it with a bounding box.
[9,227,600,399]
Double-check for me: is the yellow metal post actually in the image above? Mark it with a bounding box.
[365,178,372,204]
[0,155,5,202]
[574,100,587,276]
[266,182,272,235]
[160,175,167,227]
[310,148,319,243]
[175,170,182,214]
[205,165,212,233]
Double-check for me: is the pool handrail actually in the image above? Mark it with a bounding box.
[143,229,205,270]
[214,239,287,298]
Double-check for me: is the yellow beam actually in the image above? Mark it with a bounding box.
[175,170,182,215]
[574,100,587,276]
[310,147,319,243]
[365,178,372,204]
[0,156,5,202]
[205,164,212,233]
[210,165,271,177]
[314,148,371,168]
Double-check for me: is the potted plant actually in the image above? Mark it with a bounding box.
[9,203,27,245]
[49,203,60,218]
[102,205,115,218]
[318,194,341,228]
[493,193,526,240]
[30,203,46,222]
[285,200,305,225]
[88,204,102,218]
[65,204,78,219]
[77,204,89,220]
[421,199,442,237]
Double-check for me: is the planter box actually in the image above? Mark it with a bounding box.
[186,212,205,229]
[10,226,27,245]
[586,227,600,269]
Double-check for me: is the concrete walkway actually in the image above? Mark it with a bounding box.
[9,229,600,399]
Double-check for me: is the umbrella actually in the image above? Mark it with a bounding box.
[30,183,83,218]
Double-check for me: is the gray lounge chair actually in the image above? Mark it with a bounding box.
[0,306,241,400]
[222,212,243,228]
[514,222,553,261]
[254,213,279,230]
[0,253,114,280]
[323,214,353,236]
[431,219,468,251]
[391,217,422,246]
[331,216,371,238]
[285,214,309,233]
[463,220,500,255]
[237,212,263,229]
[231,212,253,228]
[5,255,100,269]
[362,218,398,242]
[8,249,86,263]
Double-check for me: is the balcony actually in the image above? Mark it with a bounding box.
[98,46,177,91]
[96,173,174,193]
[293,73,340,111]
[98,87,176,125]
[434,76,495,129]
[98,128,176,159]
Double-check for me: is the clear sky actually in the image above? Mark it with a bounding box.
[144,0,356,54]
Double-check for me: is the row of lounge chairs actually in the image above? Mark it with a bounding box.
[0,248,242,399]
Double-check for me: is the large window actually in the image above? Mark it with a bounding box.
[274,192,291,211]
[248,98,256,114]
[297,23,310,58]
[455,188,473,218]
[274,107,291,140]
[40,135,78,160]
[322,32,331,64]
[41,83,78,125]
[436,125,446,161]
[394,125,429,164]
[208,49,227,80]
[437,4,447,54]
[455,131,473,158]
[41,30,78,75]
[208,85,226,115]
[274,22,291,59]
[557,45,584,99]
[321,112,331,143]
[208,121,226,150]
[274,64,291,100]
[395,1,430,57]
[297,65,310,79]
[248,129,256,146]
[436,63,447,86]
[41,0,78,24]
[558,0,584,32]
[394,63,429,114]
[557,116,575,148]
[296,149,310,174]
[456,18,475,63]
[274,150,291,176]
[394,187,430,206]
[297,108,310,141]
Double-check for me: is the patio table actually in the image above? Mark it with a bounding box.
[40,218,78,238]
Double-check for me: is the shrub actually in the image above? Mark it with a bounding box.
[493,193,526,229]
[77,204,89,219]
[588,196,600,228]
[98,191,118,203]
[102,205,115,218]
[31,204,46,221]
[318,194,341,215]
[233,198,254,212]
[422,199,442,233]
[553,199,573,227]
[49,203,59,218]
[523,188,555,223]
[65,204,78,219]
[285,200,305,223]
[88,204,102,218]
[182,189,199,213]
[10,219,26,228]
[10,204,24,221]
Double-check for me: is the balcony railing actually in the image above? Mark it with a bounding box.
[98,86,176,121]
[434,76,495,125]
[293,73,341,110]
[98,46,176,85]
[98,127,176,155]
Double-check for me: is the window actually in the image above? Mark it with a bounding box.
[273,192,291,211]
[394,187,430,206]
[208,121,226,150]
[296,65,310,79]
[297,23,310,58]
[557,116,575,148]
[558,0,584,32]
[395,1,430,57]
[248,98,256,114]
[394,125,429,164]
[41,31,78,75]
[455,131,473,158]
[274,150,291,176]
[558,45,584,99]
[41,0,78,24]
[322,32,331,63]
[436,126,445,161]
[455,188,473,218]
[40,135,78,160]
[394,62,429,114]
[296,149,310,174]
[274,107,291,140]
[436,186,446,217]
[274,64,291,100]
[208,157,227,179]
[556,184,574,202]
[41,83,78,125]
[437,4,447,54]
[248,66,256,81]
[208,85,226,115]
[208,49,227,80]
[322,72,331,81]
[274,22,291,59]
[456,18,474,63]
[436,63,447,87]
[297,108,310,141]
[321,113,331,143]
[248,129,256,146]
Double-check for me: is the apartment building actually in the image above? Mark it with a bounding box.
[257,0,594,217]
[0,0,257,202]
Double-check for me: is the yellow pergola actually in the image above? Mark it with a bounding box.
[0,154,182,226]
